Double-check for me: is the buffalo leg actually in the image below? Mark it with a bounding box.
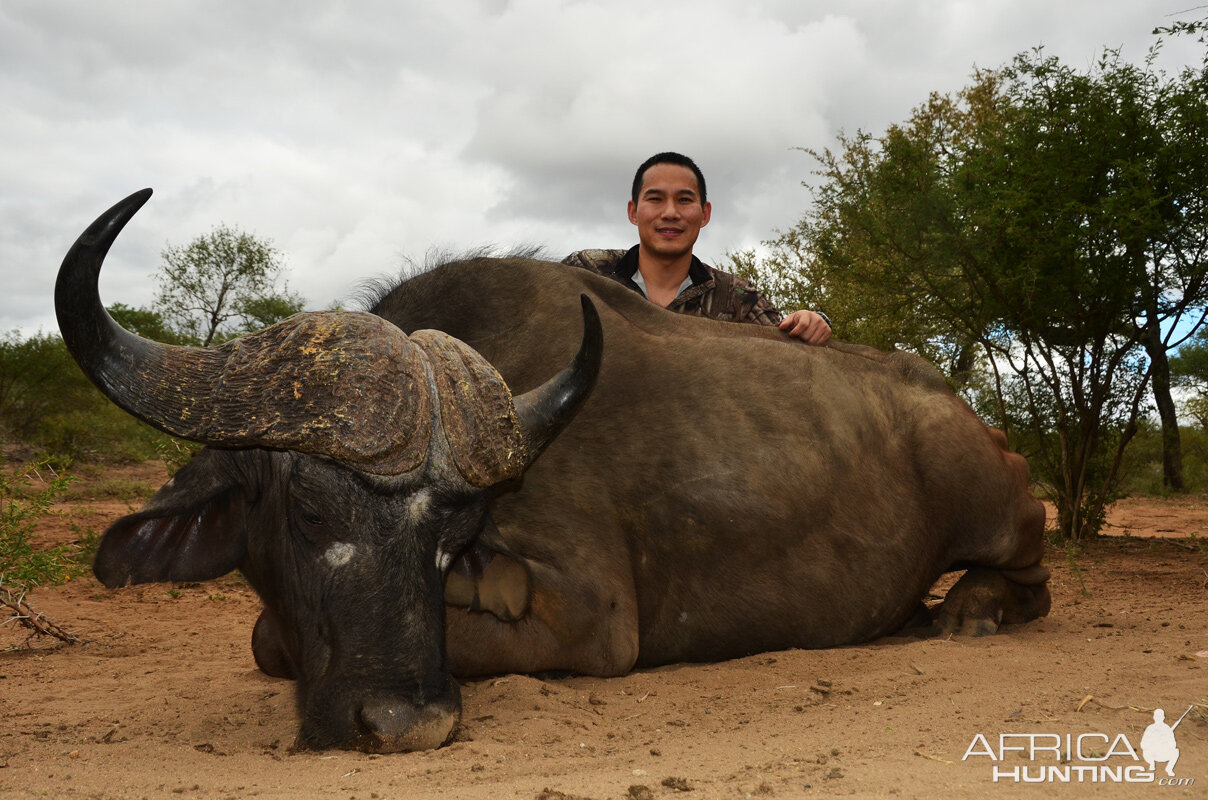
[932,565,1051,636]
[443,558,639,679]
[891,602,933,635]
[933,457,1051,636]
[444,544,530,621]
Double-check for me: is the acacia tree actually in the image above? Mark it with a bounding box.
[731,92,995,384]
[154,225,304,346]
[737,45,1208,539]
[1118,45,1208,490]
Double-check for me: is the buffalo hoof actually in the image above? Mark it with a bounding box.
[932,567,1051,637]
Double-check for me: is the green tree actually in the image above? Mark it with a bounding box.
[737,44,1208,539]
[153,225,305,346]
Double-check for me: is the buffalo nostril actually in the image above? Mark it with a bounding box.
[354,701,460,753]
[357,703,403,736]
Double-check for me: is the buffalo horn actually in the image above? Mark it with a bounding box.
[408,295,602,487]
[55,189,433,476]
[513,295,603,463]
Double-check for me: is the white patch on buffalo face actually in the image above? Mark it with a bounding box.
[435,547,453,573]
[407,488,433,523]
[324,542,356,569]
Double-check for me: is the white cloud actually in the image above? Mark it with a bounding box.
[0,0,1199,334]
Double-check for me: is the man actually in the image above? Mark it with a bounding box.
[562,152,831,345]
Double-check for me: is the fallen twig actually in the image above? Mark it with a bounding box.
[914,750,954,765]
[1,587,81,648]
[1076,695,1145,713]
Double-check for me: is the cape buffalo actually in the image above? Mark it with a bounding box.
[57,189,1049,754]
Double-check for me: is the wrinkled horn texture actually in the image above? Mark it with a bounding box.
[409,329,528,487]
[153,312,433,476]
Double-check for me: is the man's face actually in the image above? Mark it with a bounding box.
[628,163,712,261]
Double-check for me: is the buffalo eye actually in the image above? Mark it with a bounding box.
[292,500,328,541]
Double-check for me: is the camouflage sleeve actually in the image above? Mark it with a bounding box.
[724,271,783,326]
[560,249,628,275]
[742,287,783,326]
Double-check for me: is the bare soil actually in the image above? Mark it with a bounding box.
[2,461,1206,799]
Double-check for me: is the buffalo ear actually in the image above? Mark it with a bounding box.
[93,448,252,588]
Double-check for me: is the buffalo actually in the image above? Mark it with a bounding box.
[57,189,1049,753]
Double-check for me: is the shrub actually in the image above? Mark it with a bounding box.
[1,329,181,467]
[0,457,78,592]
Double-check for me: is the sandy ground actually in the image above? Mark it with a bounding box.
[1,461,1206,800]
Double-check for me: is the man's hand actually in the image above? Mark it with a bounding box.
[778,310,831,346]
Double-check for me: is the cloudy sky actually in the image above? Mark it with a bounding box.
[2,1,1202,335]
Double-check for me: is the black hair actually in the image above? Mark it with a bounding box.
[630,152,707,206]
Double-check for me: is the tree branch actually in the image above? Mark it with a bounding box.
[0,585,81,649]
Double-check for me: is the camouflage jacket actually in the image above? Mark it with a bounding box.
[560,246,783,326]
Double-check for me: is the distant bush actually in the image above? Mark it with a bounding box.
[0,330,87,441]
[0,328,180,466]
[36,407,171,468]
[1118,421,1208,496]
